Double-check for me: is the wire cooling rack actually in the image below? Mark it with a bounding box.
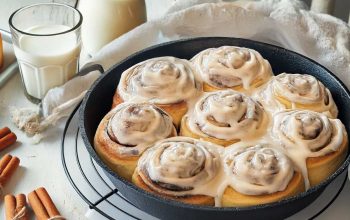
[61,105,349,220]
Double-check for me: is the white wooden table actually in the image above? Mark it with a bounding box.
[0,1,350,220]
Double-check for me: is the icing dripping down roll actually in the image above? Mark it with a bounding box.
[272,110,348,187]
[272,110,344,156]
[258,73,338,117]
[191,46,273,92]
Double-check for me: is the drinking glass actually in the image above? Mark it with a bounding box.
[9,3,82,103]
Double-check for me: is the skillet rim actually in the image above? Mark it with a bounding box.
[79,36,350,212]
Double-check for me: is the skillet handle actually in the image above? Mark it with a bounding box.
[76,64,105,77]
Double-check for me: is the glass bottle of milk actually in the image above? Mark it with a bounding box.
[9,3,82,103]
[79,0,146,55]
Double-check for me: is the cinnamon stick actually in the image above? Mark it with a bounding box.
[0,154,20,189]
[4,194,29,220]
[0,127,11,138]
[28,187,64,220]
[0,127,17,151]
[0,133,17,151]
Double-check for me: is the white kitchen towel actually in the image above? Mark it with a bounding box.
[36,0,350,133]
[88,0,350,83]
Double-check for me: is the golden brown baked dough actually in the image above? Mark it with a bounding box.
[94,103,176,181]
[222,172,304,207]
[307,136,348,186]
[132,170,214,206]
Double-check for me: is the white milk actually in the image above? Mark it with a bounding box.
[14,25,81,99]
[79,0,146,54]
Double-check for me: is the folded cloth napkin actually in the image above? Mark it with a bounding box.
[15,0,350,138]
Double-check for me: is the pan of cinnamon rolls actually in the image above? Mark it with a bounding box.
[80,37,350,220]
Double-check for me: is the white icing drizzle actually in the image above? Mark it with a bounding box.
[274,73,324,104]
[191,46,273,91]
[255,73,338,117]
[135,129,346,207]
[118,56,202,104]
[137,137,222,197]
[253,81,286,113]
[272,110,344,156]
[135,137,301,207]
[187,90,268,140]
[222,143,294,196]
[104,102,175,157]
[271,109,345,188]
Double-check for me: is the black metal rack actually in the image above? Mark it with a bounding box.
[61,105,348,220]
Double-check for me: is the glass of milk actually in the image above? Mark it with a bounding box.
[9,3,82,103]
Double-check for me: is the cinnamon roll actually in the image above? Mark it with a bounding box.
[94,103,177,181]
[272,110,348,186]
[258,73,338,118]
[113,56,202,127]
[191,46,273,93]
[221,143,304,207]
[180,90,269,146]
[132,137,222,206]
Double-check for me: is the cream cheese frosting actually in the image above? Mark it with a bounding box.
[105,102,175,157]
[192,46,273,91]
[272,110,344,156]
[186,90,268,140]
[223,143,294,196]
[137,137,222,197]
[118,56,202,104]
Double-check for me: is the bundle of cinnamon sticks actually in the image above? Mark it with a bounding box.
[5,187,64,220]
[5,194,28,220]
[0,127,64,219]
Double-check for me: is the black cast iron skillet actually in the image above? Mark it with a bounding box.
[79,37,350,220]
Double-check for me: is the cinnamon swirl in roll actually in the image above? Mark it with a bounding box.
[113,56,202,127]
[191,46,273,93]
[258,73,338,118]
[94,103,177,181]
[132,137,222,206]
[180,90,269,146]
[272,110,348,187]
[221,144,304,207]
